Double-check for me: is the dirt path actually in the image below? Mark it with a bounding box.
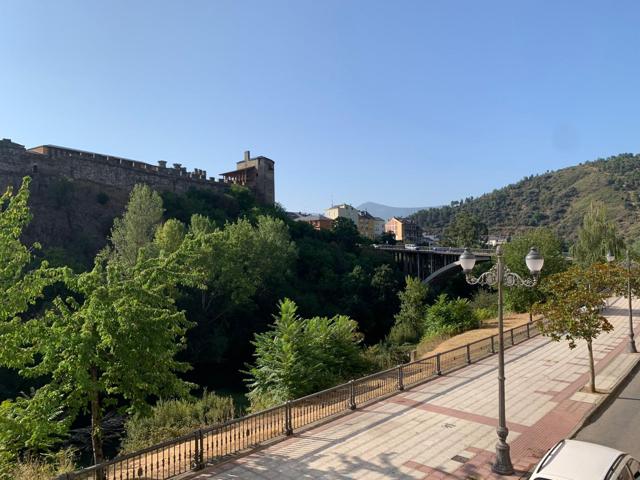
[417,312,537,358]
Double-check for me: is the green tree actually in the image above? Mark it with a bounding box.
[332,217,361,249]
[188,215,296,322]
[388,277,429,345]
[0,187,207,467]
[442,211,487,248]
[153,218,186,255]
[378,231,396,245]
[503,228,568,320]
[571,202,625,267]
[245,298,366,410]
[0,178,66,465]
[534,264,617,392]
[109,184,164,266]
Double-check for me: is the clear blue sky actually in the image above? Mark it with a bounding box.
[1,1,639,213]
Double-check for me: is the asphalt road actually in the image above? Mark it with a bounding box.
[575,360,640,458]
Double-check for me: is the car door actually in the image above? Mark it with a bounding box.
[626,458,640,479]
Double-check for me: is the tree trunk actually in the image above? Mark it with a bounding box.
[587,340,596,393]
[89,367,105,468]
[529,310,533,323]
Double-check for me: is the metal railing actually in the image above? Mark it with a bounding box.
[60,320,542,480]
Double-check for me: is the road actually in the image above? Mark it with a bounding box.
[575,360,640,458]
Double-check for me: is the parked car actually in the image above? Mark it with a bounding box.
[404,243,418,250]
[530,439,640,480]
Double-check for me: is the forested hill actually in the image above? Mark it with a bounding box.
[411,153,640,241]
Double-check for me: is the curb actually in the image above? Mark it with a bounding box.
[569,353,640,439]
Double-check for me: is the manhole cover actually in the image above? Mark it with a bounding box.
[452,455,469,464]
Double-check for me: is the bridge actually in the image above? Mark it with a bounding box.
[374,245,493,283]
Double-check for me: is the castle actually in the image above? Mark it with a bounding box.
[0,138,275,205]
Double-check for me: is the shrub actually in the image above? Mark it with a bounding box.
[474,307,494,323]
[121,392,235,453]
[388,277,429,346]
[362,341,410,371]
[0,448,76,480]
[469,290,498,316]
[424,294,477,336]
[245,298,367,410]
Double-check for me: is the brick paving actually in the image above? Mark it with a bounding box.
[191,298,640,480]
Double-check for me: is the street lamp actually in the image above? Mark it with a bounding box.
[605,250,637,353]
[459,245,543,475]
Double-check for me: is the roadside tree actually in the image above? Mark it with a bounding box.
[534,264,617,392]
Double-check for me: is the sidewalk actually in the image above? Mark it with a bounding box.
[191,298,640,480]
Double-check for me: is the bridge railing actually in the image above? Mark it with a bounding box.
[374,245,495,256]
[59,319,543,480]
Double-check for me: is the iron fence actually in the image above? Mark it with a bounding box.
[60,319,543,480]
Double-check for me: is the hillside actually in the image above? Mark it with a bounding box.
[411,153,640,241]
[357,202,431,220]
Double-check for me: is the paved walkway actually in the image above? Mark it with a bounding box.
[191,298,640,480]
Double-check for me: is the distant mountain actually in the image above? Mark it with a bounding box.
[410,153,640,241]
[357,202,431,220]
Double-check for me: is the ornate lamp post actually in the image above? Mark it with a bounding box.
[606,249,637,353]
[459,245,544,475]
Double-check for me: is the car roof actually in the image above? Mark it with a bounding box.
[534,440,625,480]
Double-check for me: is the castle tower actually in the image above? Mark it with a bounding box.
[220,150,275,205]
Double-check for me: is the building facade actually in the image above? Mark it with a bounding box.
[385,217,422,243]
[220,150,275,205]
[324,203,360,225]
[357,210,385,240]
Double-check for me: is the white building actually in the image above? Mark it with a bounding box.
[324,203,359,225]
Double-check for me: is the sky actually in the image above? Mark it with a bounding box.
[1,1,639,213]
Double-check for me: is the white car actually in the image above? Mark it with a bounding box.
[531,439,640,480]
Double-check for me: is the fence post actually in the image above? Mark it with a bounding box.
[490,335,495,353]
[193,429,204,470]
[397,365,404,391]
[526,323,530,339]
[510,328,515,346]
[285,401,293,435]
[436,353,442,375]
[349,379,356,410]
[466,344,471,364]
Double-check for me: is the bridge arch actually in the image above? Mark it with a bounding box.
[374,245,493,284]
[421,257,491,285]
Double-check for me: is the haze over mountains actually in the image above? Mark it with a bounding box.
[357,202,431,220]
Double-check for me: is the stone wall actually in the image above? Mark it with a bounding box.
[0,139,252,268]
[0,141,233,196]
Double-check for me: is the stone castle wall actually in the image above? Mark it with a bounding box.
[0,140,233,196]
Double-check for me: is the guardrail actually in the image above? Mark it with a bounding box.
[60,320,542,480]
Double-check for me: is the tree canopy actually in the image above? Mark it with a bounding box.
[534,264,616,392]
[441,211,487,248]
[571,202,625,267]
[245,298,367,410]
[502,228,567,319]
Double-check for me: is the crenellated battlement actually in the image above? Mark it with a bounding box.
[0,138,274,203]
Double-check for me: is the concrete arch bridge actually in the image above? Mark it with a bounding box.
[374,245,493,284]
